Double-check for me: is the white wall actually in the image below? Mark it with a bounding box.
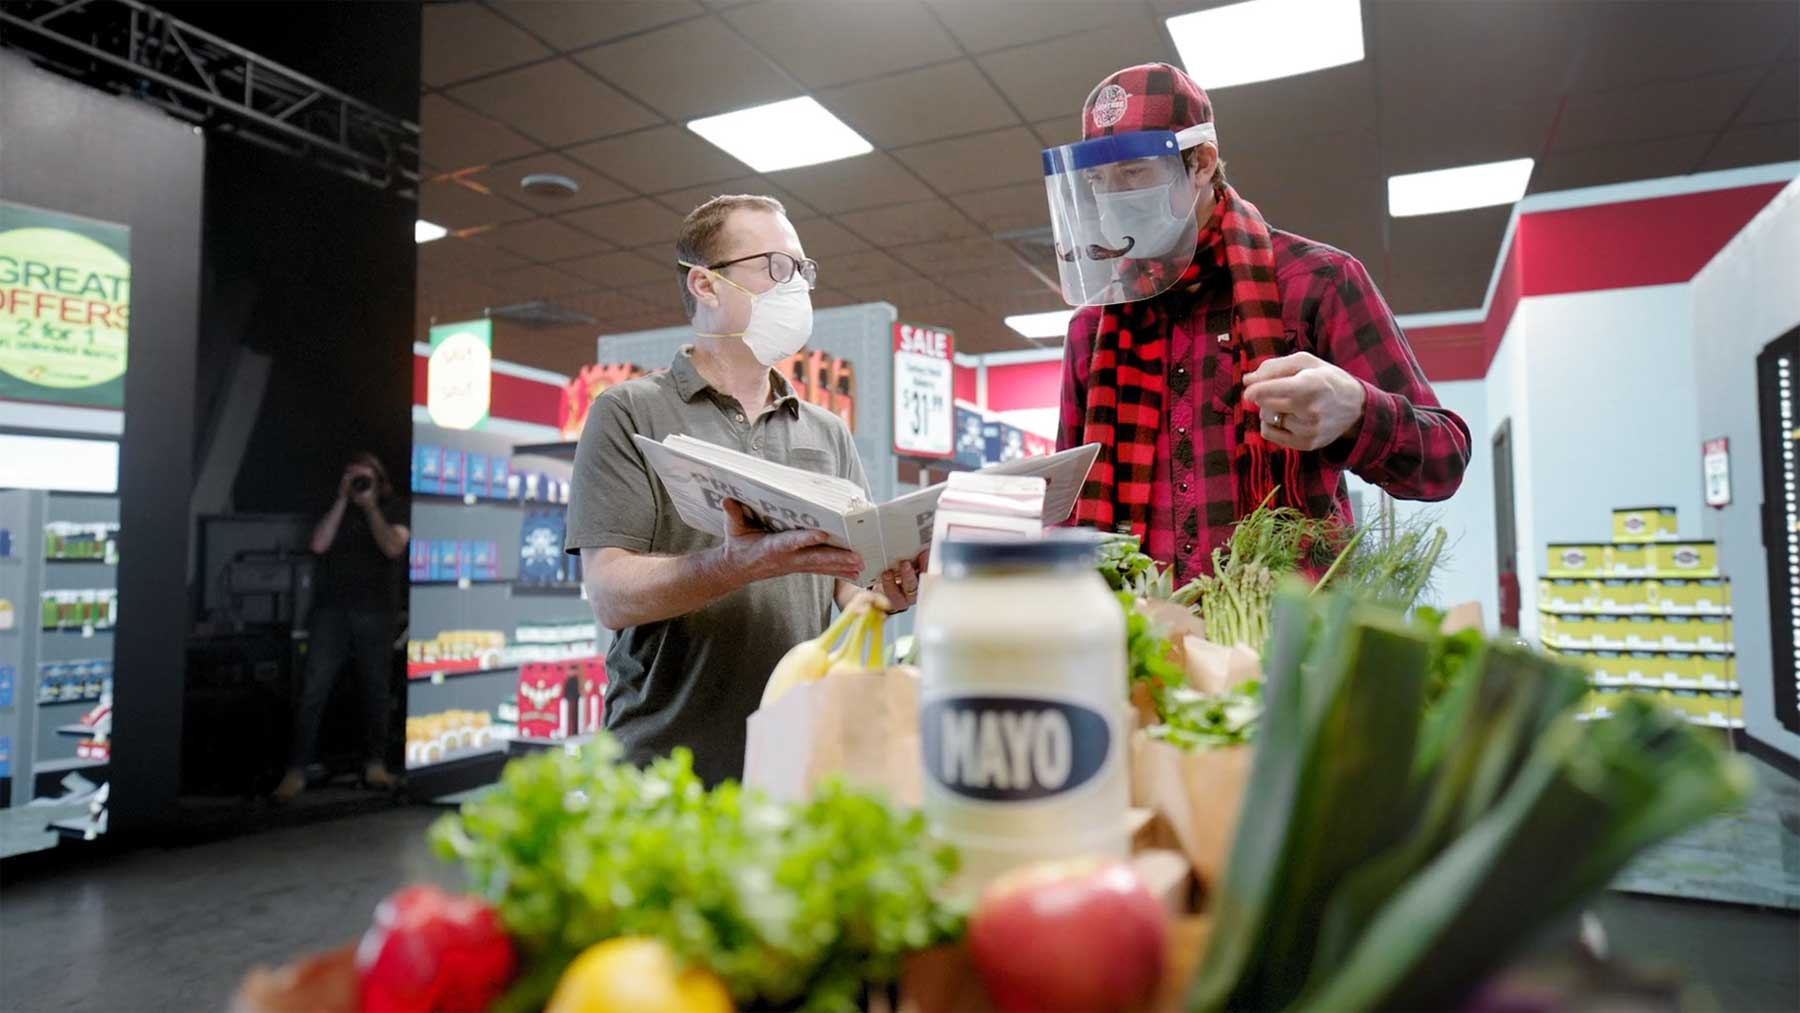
[1486,308,1537,638]
[1346,378,1496,623]
[1691,177,1800,760]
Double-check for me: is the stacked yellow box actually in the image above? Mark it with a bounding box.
[1540,507,1736,729]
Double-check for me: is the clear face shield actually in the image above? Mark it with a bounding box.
[1042,124,1215,306]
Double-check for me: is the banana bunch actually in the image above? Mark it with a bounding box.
[760,594,887,709]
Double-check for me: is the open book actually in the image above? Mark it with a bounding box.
[633,434,1101,587]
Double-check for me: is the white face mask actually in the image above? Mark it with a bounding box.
[1093,181,1194,259]
[684,262,814,366]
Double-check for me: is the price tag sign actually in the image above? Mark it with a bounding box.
[893,322,955,459]
[1702,437,1730,508]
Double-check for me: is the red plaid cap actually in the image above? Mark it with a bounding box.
[1081,62,1213,141]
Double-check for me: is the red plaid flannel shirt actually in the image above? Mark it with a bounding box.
[1057,229,1471,582]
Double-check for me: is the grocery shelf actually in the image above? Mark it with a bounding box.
[407,663,518,684]
[50,814,107,840]
[404,741,507,773]
[511,583,584,598]
[54,723,103,738]
[44,557,115,565]
[506,733,595,756]
[40,626,115,635]
[411,492,525,507]
[38,695,106,706]
[411,578,508,587]
[1586,675,1740,694]
[510,441,578,463]
[1536,604,1732,618]
[34,756,106,774]
[1575,711,1745,729]
[1539,635,1734,655]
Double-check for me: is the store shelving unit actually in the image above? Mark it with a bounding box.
[1540,506,1742,730]
[0,491,119,857]
[404,423,608,799]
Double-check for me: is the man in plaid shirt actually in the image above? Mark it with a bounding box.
[1050,64,1470,582]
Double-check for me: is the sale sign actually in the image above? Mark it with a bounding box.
[893,322,954,459]
[0,200,132,410]
[427,318,493,430]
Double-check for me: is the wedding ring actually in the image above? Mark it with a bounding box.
[1268,412,1284,429]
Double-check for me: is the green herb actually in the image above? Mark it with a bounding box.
[1150,681,1263,750]
[1186,587,1751,1012]
[1171,492,1338,651]
[430,738,963,1013]
[1097,533,1162,593]
[1118,590,1184,695]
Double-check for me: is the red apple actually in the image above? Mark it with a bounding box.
[968,857,1169,1012]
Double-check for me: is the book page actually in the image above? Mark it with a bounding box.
[634,435,855,545]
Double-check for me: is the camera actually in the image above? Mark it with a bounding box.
[350,475,373,494]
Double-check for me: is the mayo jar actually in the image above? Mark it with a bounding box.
[916,535,1129,894]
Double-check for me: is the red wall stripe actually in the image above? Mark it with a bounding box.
[986,360,1062,412]
[412,354,563,428]
[954,364,978,404]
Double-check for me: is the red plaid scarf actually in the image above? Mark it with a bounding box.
[1077,183,1303,536]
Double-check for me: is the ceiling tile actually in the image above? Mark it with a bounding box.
[1383,205,1512,314]
[488,0,704,49]
[448,59,661,146]
[764,152,935,214]
[562,198,688,247]
[419,281,504,324]
[724,0,961,88]
[948,181,1051,236]
[1207,60,1378,143]
[1031,115,1079,150]
[620,280,690,315]
[1695,120,1800,173]
[905,299,1033,354]
[888,237,1016,278]
[842,273,957,305]
[1376,0,1592,104]
[578,17,799,120]
[468,151,633,209]
[651,176,820,220]
[419,235,532,277]
[794,218,872,259]
[422,3,553,87]
[821,250,915,290]
[892,126,1044,195]
[924,0,1118,54]
[1376,90,1563,177]
[1528,132,1710,195]
[418,95,540,171]
[938,262,1054,306]
[565,125,750,192]
[492,263,593,298]
[1739,60,1800,126]
[556,250,680,288]
[1572,1,1796,93]
[1552,68,1764,154]
[554,289,655,318]
[822,60,1019,148]
[808,287,861,309]
[978,9,1167,122]
[418,178,536,230]
[837,198,983,247]
[483,216,614,261]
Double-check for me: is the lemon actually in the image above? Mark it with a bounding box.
[546,937,733,1013]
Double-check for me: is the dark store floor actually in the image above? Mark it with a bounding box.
[1,791,1796,1012]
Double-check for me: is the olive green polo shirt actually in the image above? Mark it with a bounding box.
[565,346,869,785]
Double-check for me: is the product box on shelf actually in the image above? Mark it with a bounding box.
[491,457,511,500]
[413,445,440,493]
[1601,544,1651,576]
[1649,541,1720,578]
[0,664,13,708]
[0,598,13,631]
[577,658,607,735]
[76,737,110,761]
[0,734,10,779]
[409,539,430,583]
[465,453,490,499]
[1545,543,1606,578]
[439,449,464,497]
[1612,506,1679,543]
[1645,578,1732,611]
[1623,614,1734,651]
[516,662,575,740]
[430,540,462,583]
[468,540,499,581]
[0,526,12,558]
[518,508,568,585]
[405,710,495,768]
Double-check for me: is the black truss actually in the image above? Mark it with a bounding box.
[0,0,420,196]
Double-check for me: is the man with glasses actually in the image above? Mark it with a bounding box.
[564,194,923,785]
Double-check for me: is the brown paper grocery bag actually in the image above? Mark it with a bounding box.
[743,667,922,808]
[1129,732,1253,896]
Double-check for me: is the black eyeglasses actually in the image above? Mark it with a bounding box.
[709,251,819,290]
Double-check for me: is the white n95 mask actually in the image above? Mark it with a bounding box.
[683,261,814,366]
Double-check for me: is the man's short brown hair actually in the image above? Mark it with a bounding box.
[675,194,787,319]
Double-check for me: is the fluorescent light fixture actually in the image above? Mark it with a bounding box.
[1168,0,1364,90]
[1388,158,1536,218]
[687,97,873,174]
[1005,310,1076,339]
[0,434,119,493]
[415,220,448,244]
